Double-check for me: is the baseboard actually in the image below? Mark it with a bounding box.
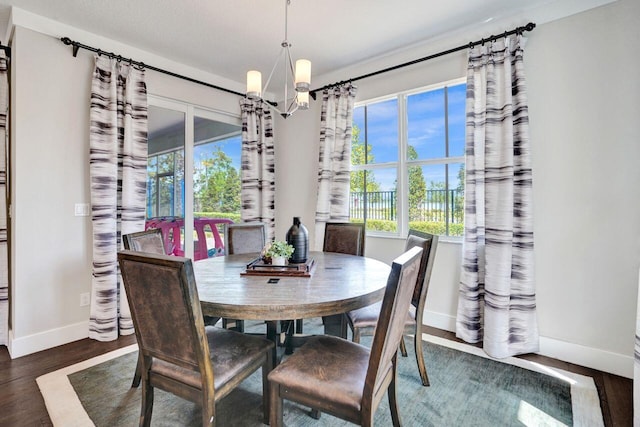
[423,310,633,379]
[8,320,89,359]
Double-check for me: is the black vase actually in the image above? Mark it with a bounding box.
[286,217,308,264]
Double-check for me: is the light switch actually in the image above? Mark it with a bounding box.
[74,203,90,217]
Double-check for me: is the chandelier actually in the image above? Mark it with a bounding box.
[246,0,311,118]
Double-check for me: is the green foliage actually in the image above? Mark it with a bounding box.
[265,240,295,259]
[194,212,241,222]
[364,219,397,232]
[361,219,464,237]
[407,145,426,219]
[350,124,380,193]
[408,221,464,237]
[194,148,241,214]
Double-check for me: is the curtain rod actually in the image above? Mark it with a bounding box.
[309,22,536,99]
[62,22,535,105]
[60,36,249,99]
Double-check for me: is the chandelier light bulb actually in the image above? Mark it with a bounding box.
[246,70,262,99]
[295,59,311,92]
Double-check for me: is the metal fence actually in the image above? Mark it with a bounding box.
[349,189,464,223]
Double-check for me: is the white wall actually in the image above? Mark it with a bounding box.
[277,0,640,377]
[8,18,241,357]
[7,0,640,379]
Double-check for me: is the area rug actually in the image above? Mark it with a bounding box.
[37,320,603,426]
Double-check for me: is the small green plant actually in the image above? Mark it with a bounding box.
[264,240,295,259]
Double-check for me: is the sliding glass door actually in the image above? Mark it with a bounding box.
[146,97,241,259]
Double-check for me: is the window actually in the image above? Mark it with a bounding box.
[350,79,466,237]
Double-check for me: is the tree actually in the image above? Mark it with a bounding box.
[195,148,241,213]
[407,145,426,220]
[350,124,380,193]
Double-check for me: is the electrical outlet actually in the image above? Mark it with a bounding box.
[80,292,90,307]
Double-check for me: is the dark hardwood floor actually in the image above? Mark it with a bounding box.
[0,326,632,426]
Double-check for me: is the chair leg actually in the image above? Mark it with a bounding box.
[352,326,361,343]
[222,318,245,332]
[399,336,408,357]
[140,380,154,427]
[269,383,284,427]
[414,329,430,386]
[262,353,273,424]
[388,359,402,427]
[132,354,142,388]
[202,315,220,326]
[202,398,214,426]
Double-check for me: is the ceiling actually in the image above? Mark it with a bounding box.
[0,0,612,95]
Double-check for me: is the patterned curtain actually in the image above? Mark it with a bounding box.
[456,35,538,358]
[89,55,147,341]
[239,98,275,241]
[314,84,357,250]
[0,51,8,347]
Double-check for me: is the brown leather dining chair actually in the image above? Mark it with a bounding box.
[347,229,438,386]
[118,250,275,426]
[312,222,366,338]
[122,228,220,389]
[222,222,267,332]
[323,222,366,256]
[268,245,423,427]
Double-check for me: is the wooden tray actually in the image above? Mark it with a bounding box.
[241,257,316,277]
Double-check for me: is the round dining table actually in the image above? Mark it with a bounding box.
[193,251,390,362]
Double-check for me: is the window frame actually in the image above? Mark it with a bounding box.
[351,77,466,241]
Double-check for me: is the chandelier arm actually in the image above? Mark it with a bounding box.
[263,47,287,95]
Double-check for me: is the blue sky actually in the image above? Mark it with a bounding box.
[193,134,242,175]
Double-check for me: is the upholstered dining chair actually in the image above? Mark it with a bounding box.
[223,222,267,256]
[122,228,220,389]
[268,246,423,427]
[308,222,366,338]
[346,230,438,386]
[222,222,267,332]
[323,222,366,256]
[118,250,275,426]
[122,228,166,255]
[123,228,170,388]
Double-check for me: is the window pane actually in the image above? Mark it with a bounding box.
[193,115,242,258]
[448,163,465,236]
[147,157,157,218]
[350,167,397,233]
[408,88,445,159]
[147,105,186,255]
[366,99,398,163]
[409,165,449,235]
[352,106,365,165]
[447,83,466,157]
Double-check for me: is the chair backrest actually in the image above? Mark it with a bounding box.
[323,222,366,256]
[224,222,267,255]
[122,228,166,255]
[364,246,422,399]
[118,250,212,379]
[404,230,439,309]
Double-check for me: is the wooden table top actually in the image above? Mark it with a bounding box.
[194,251,390,321]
